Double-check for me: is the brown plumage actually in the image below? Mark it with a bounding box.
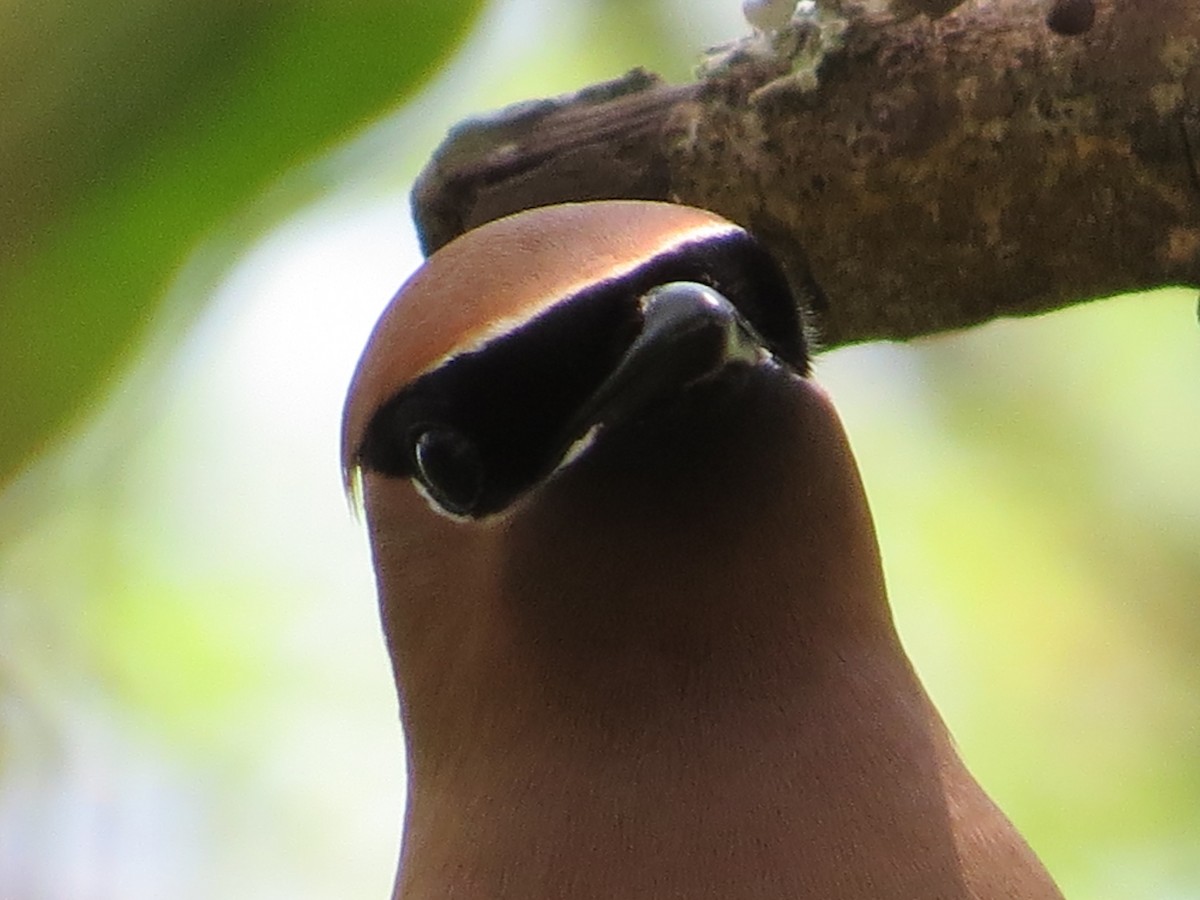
[342,201,1064,899]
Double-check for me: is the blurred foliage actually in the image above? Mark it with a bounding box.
[827,289,1200,900]
[0,0,483,488]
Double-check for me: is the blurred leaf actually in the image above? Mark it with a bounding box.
[0,0,483,487]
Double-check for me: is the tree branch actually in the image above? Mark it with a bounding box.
[412,0,1200,347]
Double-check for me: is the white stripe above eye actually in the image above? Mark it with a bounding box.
[415,220,744,379]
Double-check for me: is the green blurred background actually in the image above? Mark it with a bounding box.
[1,1,1197,897]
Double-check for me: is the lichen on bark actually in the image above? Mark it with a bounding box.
[412,0,1200,349]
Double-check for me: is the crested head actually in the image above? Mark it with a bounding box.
[341,200,809,519]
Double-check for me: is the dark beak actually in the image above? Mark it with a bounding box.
[562,281,770,444]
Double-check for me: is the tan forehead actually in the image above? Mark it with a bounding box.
[342,201,739,470]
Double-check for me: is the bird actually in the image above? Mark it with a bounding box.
[341,200,1065,899]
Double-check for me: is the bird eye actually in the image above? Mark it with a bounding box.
[411,426,485,515]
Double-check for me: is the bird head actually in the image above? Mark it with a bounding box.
[342,200,888,752]
[342,201,809,515]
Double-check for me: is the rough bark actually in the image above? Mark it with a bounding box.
[411,0,1200,349]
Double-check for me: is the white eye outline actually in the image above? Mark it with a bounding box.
[410,425,485,517]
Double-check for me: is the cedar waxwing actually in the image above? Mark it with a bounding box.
[342,201,1064,900]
